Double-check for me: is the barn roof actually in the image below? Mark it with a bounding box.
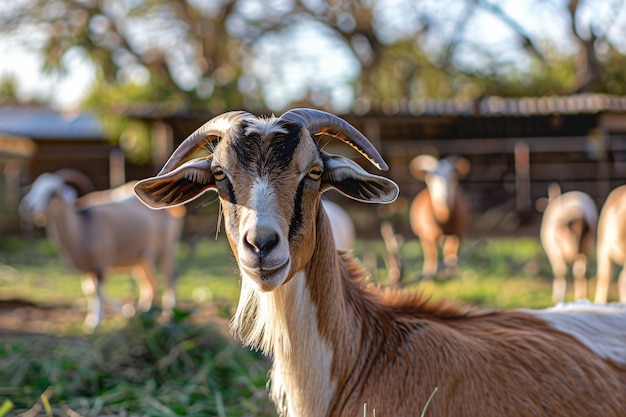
[2,94,626,142]
[116,94,626,120]
[0,106,105,140]
[368,94,626,117]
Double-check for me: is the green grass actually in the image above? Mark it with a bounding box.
[0,235,242,312]
[0,234,584,416]
[356,237,560,309]
[0,310,275,417]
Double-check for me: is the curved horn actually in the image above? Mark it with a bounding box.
[280,108,389,171]
[158,110,253,175]
[54,169,96,195]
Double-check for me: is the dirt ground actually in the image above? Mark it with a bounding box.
[0,298,231,337]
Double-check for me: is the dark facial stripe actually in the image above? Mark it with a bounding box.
[226,180,237,205]
[288,180,306,242]
[233,120,303,175]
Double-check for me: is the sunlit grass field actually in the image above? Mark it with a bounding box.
[1,235,564,313]
[0,234,596,416]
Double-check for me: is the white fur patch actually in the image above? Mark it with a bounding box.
[270,273,336,417]
[244,116,287,138]
[524,301,626,365]
[250,178,276,212]
[427,175,450,210]
[230,272,336,417]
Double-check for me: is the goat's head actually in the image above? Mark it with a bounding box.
[19,173,78,226]
[410,154,469,219]
[135,109,398,292]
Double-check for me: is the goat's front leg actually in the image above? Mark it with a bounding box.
[420,238,438,280]
[158,255,177,311]
[594,251,613,303]
[442,235,460,277]
[133,261,157,312]
[618,264,626,302]
[548,252,568,304]
[572,253,588,301]
[81,272,104,333]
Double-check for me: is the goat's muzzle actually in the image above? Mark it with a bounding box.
[237,223,291,292]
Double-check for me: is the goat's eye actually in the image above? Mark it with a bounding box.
[213,168,226,181]
[308,167,323,180]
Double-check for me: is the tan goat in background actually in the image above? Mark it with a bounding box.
[409,154,471,279]
[19,171,185,332]
[539,183,597,303]
[135,109,626,417]
[595,184,626,303]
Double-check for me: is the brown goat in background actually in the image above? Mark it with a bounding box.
[409,154,471,280]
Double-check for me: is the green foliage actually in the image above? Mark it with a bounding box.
[467,42,581,98]
[82,76,187,164]
[0,77,19,102]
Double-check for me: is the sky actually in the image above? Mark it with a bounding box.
[0,36,95,108]
[0,0,624,110]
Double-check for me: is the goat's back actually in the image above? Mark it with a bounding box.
[597,185,626,263]
[540,191,597,260]
[75,183,185,269]
[344,295,626,417]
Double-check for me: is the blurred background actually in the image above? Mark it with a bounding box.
[1,0,626,235]
[2,1,626,415]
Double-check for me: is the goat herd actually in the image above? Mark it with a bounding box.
[18,109,626,417]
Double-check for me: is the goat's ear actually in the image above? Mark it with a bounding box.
[321,154,398,204]
[454,157,471,179]
[134,157,215,209]
[409,154,438,181]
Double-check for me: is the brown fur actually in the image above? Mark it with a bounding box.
[133,111,626,417]
[410,186,470,279]
[310,210,626,417]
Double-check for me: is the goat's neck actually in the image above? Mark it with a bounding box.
[45,196,85,264]
[430,188,453,223]
[266,208,373,417]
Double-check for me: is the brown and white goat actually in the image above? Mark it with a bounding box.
[539,184,597,303]
[409,154,471,279]
[135,109,626,417]
[595,184,626,303]
[19,172,185,332]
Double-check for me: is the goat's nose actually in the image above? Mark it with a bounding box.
[243,231,279,257]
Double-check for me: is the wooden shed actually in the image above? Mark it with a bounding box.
[0,105,154,234]
[127,94,626,236]
[0,133,36,233]
[5,94,626,237]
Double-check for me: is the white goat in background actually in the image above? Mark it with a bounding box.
[19,171,185,332]
[539,184,597,303]
[135,109,626,417]
[409,154,471,279]
[595,184,626,303]
[322,199,355,252]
